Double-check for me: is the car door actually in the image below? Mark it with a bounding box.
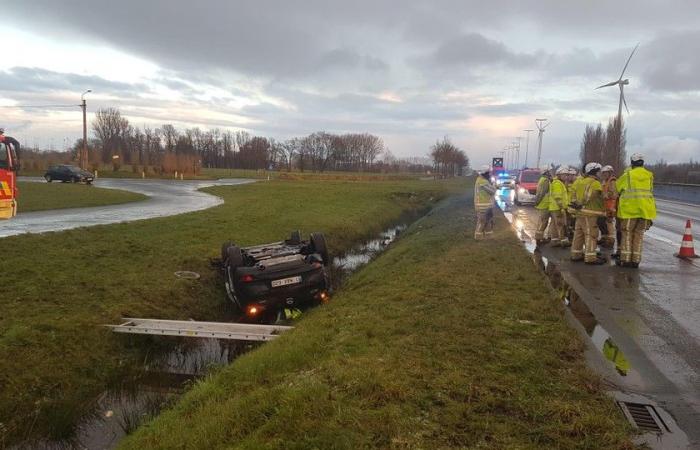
[58,166,71,181]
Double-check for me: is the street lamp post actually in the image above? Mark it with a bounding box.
[81,89,92,169]
[523,129,534,168]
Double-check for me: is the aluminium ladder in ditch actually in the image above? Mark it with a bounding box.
[106,317,292,341]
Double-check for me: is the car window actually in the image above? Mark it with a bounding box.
[520,172,540,183]
[0,143,8,169]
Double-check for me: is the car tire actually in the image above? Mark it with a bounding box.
[310,232,329,265]
[72,177,80,183]
[226,245,243,269]
[221,241,233,262]
[45,175,52,182]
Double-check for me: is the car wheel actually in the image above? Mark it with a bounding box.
[221,241,233,262]
[289,230,301,245]
[73,177,80,183]
[226,245,243,269]
[310,232,329,265]
[45,175,52,182]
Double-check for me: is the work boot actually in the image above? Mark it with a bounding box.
[585,256,608,265]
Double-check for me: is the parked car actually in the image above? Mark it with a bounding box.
[44,165,94,184]
[495,172,516,189]
[514,168,542,205]
[220,231,330,323]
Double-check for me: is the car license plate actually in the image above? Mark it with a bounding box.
[271,276,302,288]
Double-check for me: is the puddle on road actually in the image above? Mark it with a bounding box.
[21,223,409,450]
[533,248,644,382]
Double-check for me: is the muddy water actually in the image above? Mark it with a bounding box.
[21,223,409,450]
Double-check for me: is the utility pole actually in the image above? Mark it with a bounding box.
[81,89,92,169]
[523,129,533,168]
[514,137,522,169]
[535,119,549,169]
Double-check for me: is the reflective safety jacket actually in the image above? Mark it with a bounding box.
[474,176,496,212]
[578,176,604,217]
[567,176,583,215]
[534,176,550,210]
[549,178,568,212]
[616,167,656,219]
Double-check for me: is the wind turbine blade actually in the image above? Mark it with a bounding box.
[619,42,640,79]
[596,80,619,89]
[622,91,629,114]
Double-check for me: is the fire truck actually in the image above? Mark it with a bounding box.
[0,133,20,219]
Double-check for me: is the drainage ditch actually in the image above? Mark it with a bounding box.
[17,221,411,450]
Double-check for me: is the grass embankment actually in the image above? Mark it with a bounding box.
[0,178,460,446]
[17,181,147,212]
[120,194,633,449]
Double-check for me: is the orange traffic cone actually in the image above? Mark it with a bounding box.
[675,220,699,259]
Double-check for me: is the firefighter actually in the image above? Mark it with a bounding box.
[615,153,656,268]
[474,165,497,240]
[549,166,570,247]
[565,167,580,240]
[534,167,552,245]
[599,165,618,249]
[570,162,607,265]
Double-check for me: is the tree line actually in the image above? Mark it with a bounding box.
[579,117,626,173]
[429,136,470,177]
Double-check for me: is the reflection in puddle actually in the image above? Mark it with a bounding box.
[533,247,638,379]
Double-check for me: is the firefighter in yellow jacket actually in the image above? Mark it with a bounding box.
[570,162,607,265]
[474,165,497,240]
[549,166,570,247]
[534,167,552,245]
[615,153,656,268]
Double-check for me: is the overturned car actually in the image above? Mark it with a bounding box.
[220,231,330,323]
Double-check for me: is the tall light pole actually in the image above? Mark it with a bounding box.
[523,129,533,168]
[81,89,92,169]
[514,137,522,169]
[535,119,549,169]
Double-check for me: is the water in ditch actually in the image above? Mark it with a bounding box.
[18,223,408,450]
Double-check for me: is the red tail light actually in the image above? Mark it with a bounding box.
[240,274,255,283]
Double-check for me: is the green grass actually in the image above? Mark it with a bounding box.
[0,178,460,446]
[17,181,147,213]
[119,194,634,449]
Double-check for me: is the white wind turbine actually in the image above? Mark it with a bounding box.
[596,43,639,122]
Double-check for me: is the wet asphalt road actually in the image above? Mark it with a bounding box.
[0,177,254,238]
[497,189,700,448]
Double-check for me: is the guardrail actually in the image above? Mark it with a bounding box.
[654,183,700,205]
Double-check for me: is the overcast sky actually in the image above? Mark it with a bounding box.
[2,0,700,166]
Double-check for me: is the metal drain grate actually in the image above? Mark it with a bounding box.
[617,401,669,434]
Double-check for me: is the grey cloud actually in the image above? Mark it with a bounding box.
[0,67,149,97]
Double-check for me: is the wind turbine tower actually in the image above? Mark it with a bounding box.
[535,119,549,168]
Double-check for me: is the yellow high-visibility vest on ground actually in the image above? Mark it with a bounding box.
[616,167,656,220]
[535,176,550,210]
[549,178,568,212]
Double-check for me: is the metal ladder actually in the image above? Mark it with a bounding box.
[106,318,292,341]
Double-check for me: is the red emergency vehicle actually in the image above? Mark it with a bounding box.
[0,134,20,219]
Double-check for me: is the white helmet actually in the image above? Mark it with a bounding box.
[601,165,614,173]
[567,167,578,175]
[630,153,644,162]
[556,166,568,175]
[584,162,602,174]
[480,165,490,173]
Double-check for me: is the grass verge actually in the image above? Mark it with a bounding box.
[119,193,634,449]
[0,178,461,446]
[17,181,147,213]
